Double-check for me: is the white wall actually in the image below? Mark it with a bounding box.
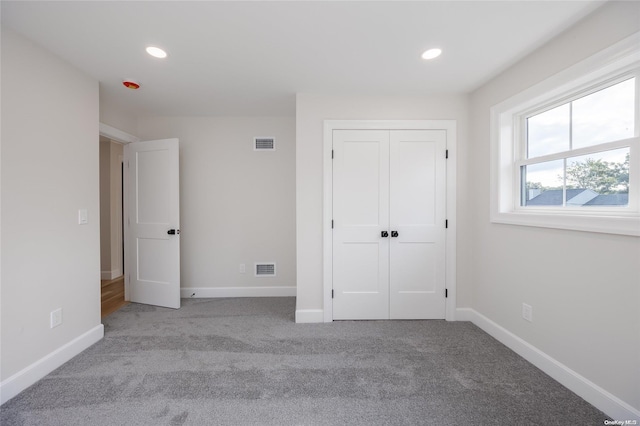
[295,94,470,317]
[99,96,138,138]
[136,117,296,296]
[467,1,640,414]
[1,28,102,395]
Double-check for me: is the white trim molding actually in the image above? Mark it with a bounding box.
[99,123,140,144]
[180,286,296,299]
[456,308,640,421]
[295,309,325,323]
[0,325,104,405]
[323,120,457,323]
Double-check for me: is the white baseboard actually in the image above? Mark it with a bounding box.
[180,286,296,299]
[0,324,104,405]
[456,308,640,421]
[101,269,121,280]
[454,307,476,322]
[295,309,324,323]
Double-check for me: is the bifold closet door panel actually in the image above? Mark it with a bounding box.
[389,130,446,319]
[332,130,390,320]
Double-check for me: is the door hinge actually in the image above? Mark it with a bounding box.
[445,149,449,159]
[445,219,448,229]
[331,219,334,229]
[332,289,334,299]
[332,149,334,159]
[445,289,448,298]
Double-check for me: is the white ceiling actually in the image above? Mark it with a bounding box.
[1,1,604,117]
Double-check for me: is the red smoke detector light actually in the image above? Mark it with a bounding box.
[122,80,140,90]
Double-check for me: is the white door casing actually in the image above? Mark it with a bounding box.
[323,120,456,322]
[124,138,181,309]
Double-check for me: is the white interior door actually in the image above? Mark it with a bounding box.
[332,129,446,320]
[332,130,389,320]
[125,139,180,309]
[389,130,446,319]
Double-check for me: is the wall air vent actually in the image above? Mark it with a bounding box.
[254,137,276,151]
[255,263,276,277]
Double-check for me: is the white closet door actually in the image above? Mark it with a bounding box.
[389,130,446,319]
[332,130,390,320]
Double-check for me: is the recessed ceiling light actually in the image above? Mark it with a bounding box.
[146,46,167,59]
[421,48,442,60]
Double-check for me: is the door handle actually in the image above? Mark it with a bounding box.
[391,231,399,237]
[167,229,180,235]
[381,231,389,238]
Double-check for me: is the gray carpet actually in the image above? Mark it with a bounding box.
[1,297,608,425]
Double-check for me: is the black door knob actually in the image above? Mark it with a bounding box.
[391,231,399,237]
[381,231,389,238]
[167,229,180,235]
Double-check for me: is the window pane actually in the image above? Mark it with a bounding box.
[522,160,564,206]
[572,78,635,150]
[565,148,629,207]
[527,104,570,158]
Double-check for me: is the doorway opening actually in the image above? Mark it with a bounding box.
[99,136,128,316]
[98,124,181,312]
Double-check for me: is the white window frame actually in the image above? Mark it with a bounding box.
[490,32,640,236]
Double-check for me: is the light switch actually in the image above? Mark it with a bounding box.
[78,209,88,225]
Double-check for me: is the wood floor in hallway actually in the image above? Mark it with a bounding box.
[101,276,128,317]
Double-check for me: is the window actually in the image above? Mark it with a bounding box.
[491,33,640,236]
[521,78,634,208]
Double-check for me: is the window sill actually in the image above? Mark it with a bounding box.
[490,211,640,236]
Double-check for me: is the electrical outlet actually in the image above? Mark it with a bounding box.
[50,308,63,328]
[239,263,246,274]
[522,303,533,322]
